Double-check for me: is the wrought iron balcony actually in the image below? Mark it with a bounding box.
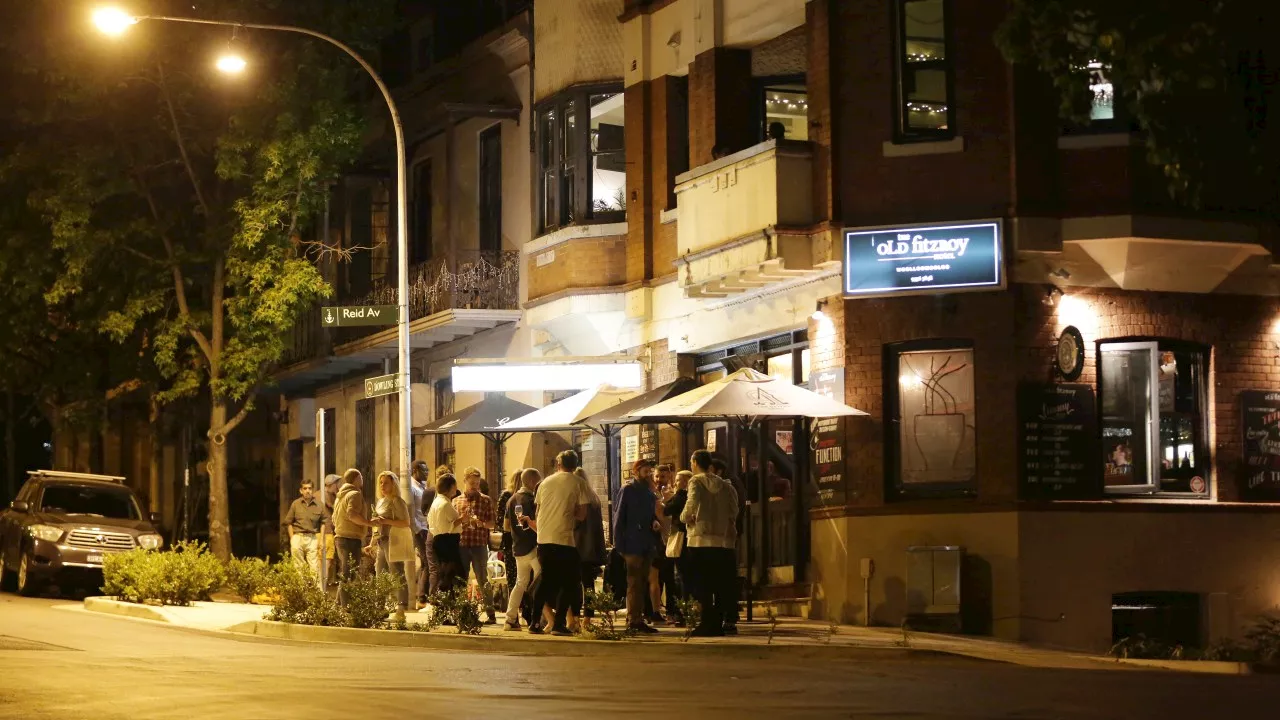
[279,250,519,369]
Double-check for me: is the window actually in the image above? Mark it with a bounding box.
[346,186,373,297]
[435,379,455,471]
[411,161,432,265]
[894,0,953,140]
[478,125,503,262]
[885,340,976,497]
[1087,61,1114,122]
[39,485,140,520]
[1099,341,1208,495]
[536,86,626,233]
[355,399,376,496]
[760,80,809,142]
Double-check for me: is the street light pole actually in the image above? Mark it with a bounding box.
[97,11,414,503]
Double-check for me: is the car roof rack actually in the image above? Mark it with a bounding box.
[27,469,127,484]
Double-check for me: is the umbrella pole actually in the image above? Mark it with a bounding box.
[757,418,771,602]
[737,418,753,623]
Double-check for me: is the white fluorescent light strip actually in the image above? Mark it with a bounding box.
[452,363,644,392]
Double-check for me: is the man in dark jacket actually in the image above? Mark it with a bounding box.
[612,459,660,634]
[710,457,745,634]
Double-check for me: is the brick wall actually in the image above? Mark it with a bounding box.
[525,235,628,301]
[688,47,755,167]
[1017,284,1280,502]
[816,282,1280,511]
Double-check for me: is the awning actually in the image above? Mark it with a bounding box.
[493,385,637,433]
[415,395,538,437]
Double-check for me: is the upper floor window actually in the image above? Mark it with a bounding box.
[894,0,954,140]
[1087,61,1115,122]
[1099,341,1209,496]
[536,86,626,234]
[759,78,809,142]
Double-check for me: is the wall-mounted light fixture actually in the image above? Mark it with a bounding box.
[1050,267,1071,280]
[1045,286,1064,306]
[812,299,829,321]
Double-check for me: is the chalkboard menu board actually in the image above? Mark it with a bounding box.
[1017,383,1100,499]
[1240,390,1280,501]
[638,424,658,463]
[810,416,847,505]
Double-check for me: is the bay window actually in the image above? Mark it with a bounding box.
[536,86,626,233]
[885,340,977,498]
[1098,341,1208,495]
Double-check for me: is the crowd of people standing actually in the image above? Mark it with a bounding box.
[283,446,745,637]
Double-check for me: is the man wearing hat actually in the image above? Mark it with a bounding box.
[612,458,661,634]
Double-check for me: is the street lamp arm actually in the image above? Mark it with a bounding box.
[136,15,403,129]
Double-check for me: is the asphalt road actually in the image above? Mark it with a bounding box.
[0,594,1276,720]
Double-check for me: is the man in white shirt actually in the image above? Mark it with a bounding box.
[529,450,588,636]
[408,462,429,609]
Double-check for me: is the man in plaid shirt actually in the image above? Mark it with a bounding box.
[453,466,498,624]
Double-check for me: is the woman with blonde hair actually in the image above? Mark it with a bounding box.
[370,471,415,622]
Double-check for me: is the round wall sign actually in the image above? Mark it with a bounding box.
[1190,476,1206,494]
[1056,326,1085,381]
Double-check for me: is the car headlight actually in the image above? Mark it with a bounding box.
[137,533,164,550]
[28,524,63,543]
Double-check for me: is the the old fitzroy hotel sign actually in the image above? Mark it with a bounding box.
[843,220,1004,298]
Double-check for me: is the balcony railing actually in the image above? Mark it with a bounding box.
[279,250,519,368]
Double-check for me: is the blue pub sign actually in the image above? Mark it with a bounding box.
[843,220,1004,298]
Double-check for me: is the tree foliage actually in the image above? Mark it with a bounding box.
[1,0,396,557]
[997,1,1280,212]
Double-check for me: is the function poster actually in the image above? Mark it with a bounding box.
[1240,390,1280,501]
[1017,383,1100,499]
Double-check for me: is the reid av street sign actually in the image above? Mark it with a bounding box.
[321,305,399,327]
[364,374,402,399]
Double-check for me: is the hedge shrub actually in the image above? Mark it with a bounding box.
[101,541,225,606]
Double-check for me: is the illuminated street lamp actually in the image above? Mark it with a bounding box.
[214,53,248,74]
[92,7,414,501]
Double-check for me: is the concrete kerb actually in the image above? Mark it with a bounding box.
[83,596,171,624]
[233,619,954,662]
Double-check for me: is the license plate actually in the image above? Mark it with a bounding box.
[86,554,104,564]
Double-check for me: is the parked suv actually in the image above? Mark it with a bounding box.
[0,470,163,596]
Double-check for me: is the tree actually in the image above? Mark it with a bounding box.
[9,0,394,559]
[997,1,1280,212]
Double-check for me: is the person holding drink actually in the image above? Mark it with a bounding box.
[369,471,414,622]
[503,468,541,631]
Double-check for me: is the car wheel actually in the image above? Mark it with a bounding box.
[16,550,42,597]
[0,557,11,593]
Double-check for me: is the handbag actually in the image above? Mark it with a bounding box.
[665,530,685,558]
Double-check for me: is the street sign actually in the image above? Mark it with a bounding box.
[321,305,399,327]
[364,374,402,399]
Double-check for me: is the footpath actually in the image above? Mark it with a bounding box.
[79,597,1250,674]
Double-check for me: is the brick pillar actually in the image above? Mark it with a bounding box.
[688,47,754,167]
[807,0,835,223]
[625,80,654,283]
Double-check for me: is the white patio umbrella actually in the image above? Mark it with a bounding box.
[626,368,867,420]
[492,384,639,432]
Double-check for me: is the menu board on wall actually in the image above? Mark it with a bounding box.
[810,416,847,506]
[1240,390,1280,501]
[638,424,658,463]
[1017,383,1100,499]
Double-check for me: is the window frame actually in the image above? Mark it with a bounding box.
[884,338,978,500]
[534,83,626,235]
[891,0,956,143]
[1097,338,1210,497]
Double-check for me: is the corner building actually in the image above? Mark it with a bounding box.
[521,0,1280,653]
